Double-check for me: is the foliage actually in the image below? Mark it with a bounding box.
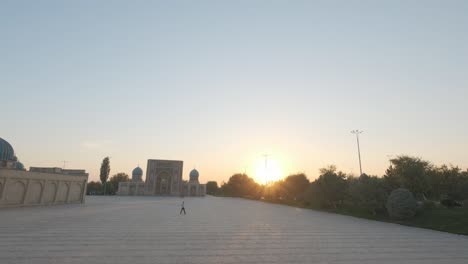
[100,157,111,184]
[440,198,463,208]
[384,156,430,198]
[206,181,219,195]
[307,166,348,208]
[262,180,284,201]
[219,173,262,199]
[261,174,310,203]
[427,165,468,201]
[86,181,102,195]
[398,207,468,235]
[422,200,436,210]
[99,157,111,194]
[103,182,115,195]
[347,174,387,215]
[282,173,310,202]
[386,188,417,220]
[109,173,130,195]
[213,155,468,235]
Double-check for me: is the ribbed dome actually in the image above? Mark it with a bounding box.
[16,162,25,170]
[132,166,143,181]
[0,137,15,161]
[189,169,199,182]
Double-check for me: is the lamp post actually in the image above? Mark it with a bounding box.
[351,130,363,176]
[263,154,269,184]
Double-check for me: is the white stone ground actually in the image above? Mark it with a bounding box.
[1,196,467,264]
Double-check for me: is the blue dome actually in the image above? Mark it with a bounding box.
[16,162,25,170]
[0,137,15,161]
[132,166,143,181]
[189,169,199,181]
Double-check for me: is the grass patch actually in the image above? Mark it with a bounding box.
[216,195,468,235]
[398,207,468,235]
[330,206,468,235]
[258,197,468,235]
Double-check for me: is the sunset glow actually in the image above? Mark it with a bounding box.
[255,158,283,184]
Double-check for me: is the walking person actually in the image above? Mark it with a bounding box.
[180,200,186,215]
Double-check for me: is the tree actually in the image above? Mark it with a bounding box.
[384,156,431,198]
[220,173,261,198]
[109,173,130,195]
[426,165,468,201]
[306,165,347,208]
[347,174,388,215]
[282,173,310,202]
[206,181,218,195]
[103,181,115,195]
[86,181,103,195]
[100,157,111,195]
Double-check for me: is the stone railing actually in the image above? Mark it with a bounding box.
[0,169,88,208]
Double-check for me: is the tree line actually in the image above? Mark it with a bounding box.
[207,155,468,218]
[87,156,131,195]
[87,172,130,195]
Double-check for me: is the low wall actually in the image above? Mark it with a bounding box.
[0,169,88,208]
[118,182,145,196]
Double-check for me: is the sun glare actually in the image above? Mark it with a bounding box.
[255,159,283,184]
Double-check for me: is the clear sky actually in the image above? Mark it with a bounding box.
[1,0,467,183]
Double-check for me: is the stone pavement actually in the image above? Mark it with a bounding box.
[1,196,467,264]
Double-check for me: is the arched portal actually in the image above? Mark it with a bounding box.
[156,171,172,195]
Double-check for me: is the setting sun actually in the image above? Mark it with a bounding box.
[255,158,283,184]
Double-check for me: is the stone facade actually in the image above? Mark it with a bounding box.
[118,159,206,197]
[0,168,88,208]
[183,181,206,197]
[145,159,183,196]
[117,182,145,196]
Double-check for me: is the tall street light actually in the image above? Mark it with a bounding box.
[351,130,363,176]
[263,154,269,184]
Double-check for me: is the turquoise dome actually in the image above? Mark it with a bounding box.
[132,166,143,181]
[16,162,25,170]
[189,169,199,181]
[0,137,14,161]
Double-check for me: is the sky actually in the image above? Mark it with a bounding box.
[1,0,467,183]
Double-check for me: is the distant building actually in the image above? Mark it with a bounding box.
[0,137,25,170]
[131,166,143,182]
[30,167,89,177]
[183,169,206,196]
[0,137,89,208]
[118,159,206,197]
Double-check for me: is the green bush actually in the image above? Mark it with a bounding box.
[386,188,417,220]
[347,174,388,215]
[422,200,436,210]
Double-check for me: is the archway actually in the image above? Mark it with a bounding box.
[156,171,172,195]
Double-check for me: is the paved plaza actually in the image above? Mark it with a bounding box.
[1,196,468,264]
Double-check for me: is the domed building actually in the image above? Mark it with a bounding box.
[183,168,206,197]
[0,138,15,161]
[0,137,24,170]
[15,161,25,171]
[1,136,89,208]
[132,166,143,182]
[118,159,205,197]
[189,168,199,182]
[117,165,146,195]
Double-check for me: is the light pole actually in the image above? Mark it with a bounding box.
[263,154,269,184]
[351,130,363,176]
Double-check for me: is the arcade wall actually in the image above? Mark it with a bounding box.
[0,169,88,208]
